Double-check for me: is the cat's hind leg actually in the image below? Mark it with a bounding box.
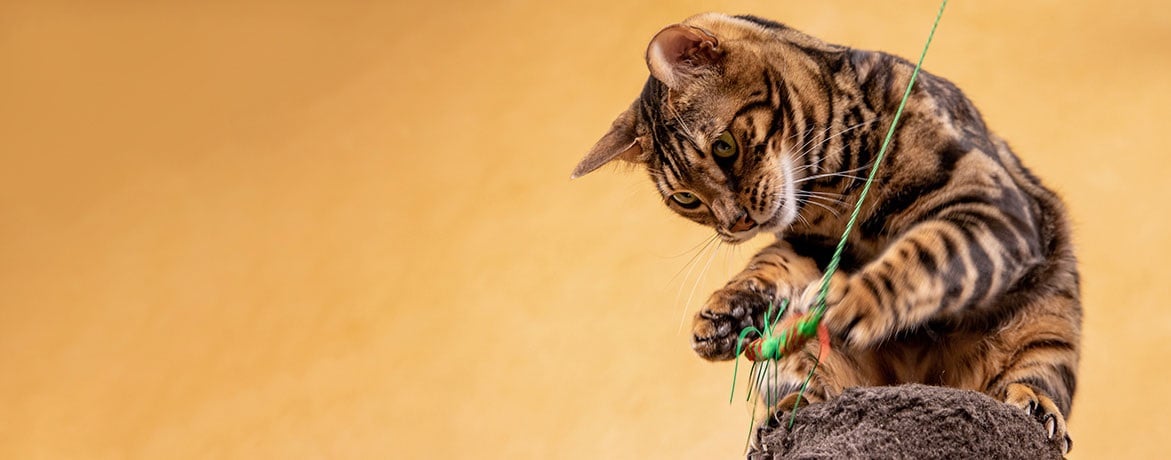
[988,292,1080,455]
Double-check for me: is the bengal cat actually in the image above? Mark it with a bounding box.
[573,13,1080,454]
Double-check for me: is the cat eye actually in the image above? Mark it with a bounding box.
[670,191,702,209]
[712,131,738,159]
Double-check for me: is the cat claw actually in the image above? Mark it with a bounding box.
[1043,414,1056,439]
[1004,383,1071,455]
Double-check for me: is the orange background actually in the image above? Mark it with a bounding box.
[1,1,1168,458]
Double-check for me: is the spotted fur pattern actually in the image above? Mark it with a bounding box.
[573,13,1080,454]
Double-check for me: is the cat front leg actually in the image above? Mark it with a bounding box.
[815,215,1040,349]
[692,241,822,360]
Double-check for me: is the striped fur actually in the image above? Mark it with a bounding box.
[574,13,1080,453]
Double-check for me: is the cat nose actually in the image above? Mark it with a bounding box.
[730,212,757,233]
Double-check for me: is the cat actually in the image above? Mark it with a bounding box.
[572,13,1080,454]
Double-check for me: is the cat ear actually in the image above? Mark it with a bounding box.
[571,106,643,179]
[646,24,721,89]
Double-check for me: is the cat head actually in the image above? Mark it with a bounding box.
[573,13,832,244]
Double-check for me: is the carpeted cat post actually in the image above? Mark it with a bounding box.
[749,384,1063,459]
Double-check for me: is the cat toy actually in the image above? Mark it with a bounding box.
[727,299,833,446]
[728,0,950,434]
[729,299,832,431]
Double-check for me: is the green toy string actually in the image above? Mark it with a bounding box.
[805,0,949,335]
[729,0,949,437]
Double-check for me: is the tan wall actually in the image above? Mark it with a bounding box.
[1,1,1167,458]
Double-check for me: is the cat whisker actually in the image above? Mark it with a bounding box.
[679,239,724,331]
[796,197,842,216]
[794,118,877,156]
[790,162,870,178]
[796,198,847,209]
[795,198,850,211]
[666,103,701,143]
[669,233,720,303]
[793,171,868,184]
[668,235,720,333]
[794,191,850,207]
[724,236,737,279]
[787,118,878,167]
[794,189,847,199]
[665,232,721,261]
[794,211,813,228]
[774,123,807,155]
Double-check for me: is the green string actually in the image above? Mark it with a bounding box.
[807,0,949,327]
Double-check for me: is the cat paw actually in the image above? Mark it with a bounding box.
[1004,383,1072,455]
[807,272,893,349]
[691,278,776,361]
